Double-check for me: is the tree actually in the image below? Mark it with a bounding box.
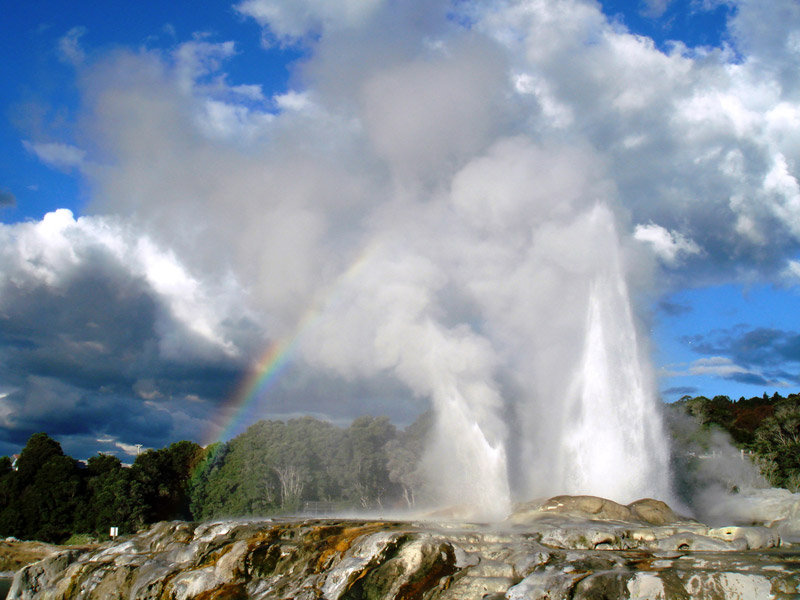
[753,401,800,491]
[0,433,84,542]
[76,455,138,537]
[187,442,228,521]
[130,440,204,525]
[273,464,305,509]
[386,411,431,508]
[15,433,65,485]
[336,416,398,509]
[671,392,800,495]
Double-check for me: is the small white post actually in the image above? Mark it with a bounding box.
[110,526,119,540]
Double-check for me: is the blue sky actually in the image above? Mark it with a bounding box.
[0,0,301,223]
[2,0,800,461]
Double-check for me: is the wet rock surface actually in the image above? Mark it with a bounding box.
[8,497,800,599]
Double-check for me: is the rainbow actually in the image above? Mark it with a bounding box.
[203,244,381,446]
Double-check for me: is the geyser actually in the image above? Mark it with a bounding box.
[559,206,670,502]
[417,203,672,515]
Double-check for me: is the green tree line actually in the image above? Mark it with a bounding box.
[2,391,799,544]
[0,414,429,543]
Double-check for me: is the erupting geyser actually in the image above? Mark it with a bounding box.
[559,207,670,502]
[416,203,672,516]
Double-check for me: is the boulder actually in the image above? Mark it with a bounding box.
[538,495,634,521]
[510,495,685,527]
[628,498,681,525]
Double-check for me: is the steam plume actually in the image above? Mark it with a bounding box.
[13,0,800,509]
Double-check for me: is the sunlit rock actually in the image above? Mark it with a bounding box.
[708,526,781,550]
[509,495,684,527]
[704,488,800,540]
[8,496,800,599]
[628,498,680,525]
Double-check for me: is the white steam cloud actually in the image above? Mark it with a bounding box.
[7,0,800,511]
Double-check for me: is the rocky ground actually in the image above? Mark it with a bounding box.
[0,541,66,577]
[6,496,800,599]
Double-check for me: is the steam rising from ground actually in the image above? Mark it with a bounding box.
[7,0,800,512]
[665,408,800,537]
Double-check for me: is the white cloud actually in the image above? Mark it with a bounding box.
[230,83,265,101]
[116,441,147,456]
[166,39,277,143]
[634,223,702,266]
[783,259,800,282]
[196,99,274,141]
[0,209,247,360]
[274,90,314,112]
[763,153,800,235]
[640,0,673,18]
[22,140,86,171]
[173,39,237,94]
[512,72,573,128]
[689,356,749,377]
[235,0,385,45]
[729,0,800,86]
[58,26,87,66]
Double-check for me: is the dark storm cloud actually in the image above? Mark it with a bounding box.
[0,257,159,390]
[728,372,770,386]
[684,326,800,368]
[0,379,172,441]
[660,386,698,398]
[679,325,800,387]
[0,211,259,458]
[658,300,692,317]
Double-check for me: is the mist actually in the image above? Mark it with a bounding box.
[665,405,800,538]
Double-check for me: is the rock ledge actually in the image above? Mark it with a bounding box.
[8,496,800,600]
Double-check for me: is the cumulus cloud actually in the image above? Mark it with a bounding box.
[728,0,800,91]
[166,38,279,143]
[0,210,261,456]
[22,140,86,171]
[478,0,800,284]
[235,0,385,46]
[1,209,252,360]
[634,222,702,265]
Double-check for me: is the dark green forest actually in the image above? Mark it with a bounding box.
[1,391,798,544]
[0,414,429,543]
